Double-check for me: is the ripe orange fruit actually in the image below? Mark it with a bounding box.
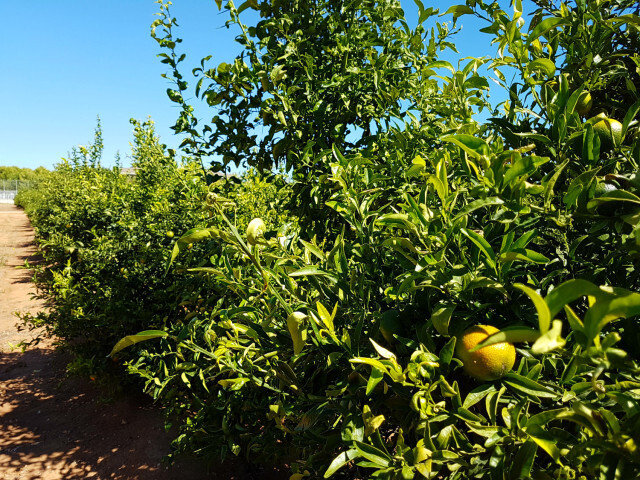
[455,325,516,381]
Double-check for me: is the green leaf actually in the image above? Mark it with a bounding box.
[565,85,586,116]
[376,213,418,234]
[587,189,640,211]
[465,277,508,296]
[528,434,561,463]
[503,372,558,399]
[583,288,640,344]
[510,440,538,480]
[543,159,569,208]
[237,0,258,14]
[502,155,548,186]
[526,58,556,78]
[608,14,640,29]
[289,266,338,282]
[453,197,504,221]
[531,320,565,354]
[287,312,307,355]
[514,283,552,334]
[370,338,396,360]
[317,301,336,333]
[167,88,182,103]
[186,267,228,279]
[526,18,570,46]
[350,357,389,374]
[563,168,600,207]
[353,441,391,467]
[460,228,496,271]
[545,279,602,318]
[324,449,360,478]
[439,336,457,366]
[564,305,585,334]
[300,239,326,261]
[498,250,549,265]
[109,330,168,357]
[526,408,570,428]
[427,175,447,203]
[441,134,490,159]
[425,60,455,74]
[464,75,490,90]
[366,368,384,396]
[218,377,249,390]
[469,326,540,351]
[441,5,474,20]
[169,227,219,266]
[431,306,454,335]
[463,384,496,409]
[406,156,426,177]
[622,98,640,139]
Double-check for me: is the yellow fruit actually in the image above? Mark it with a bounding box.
[575,91,593,117]
[591,117,623,149]
[455,325,516,381]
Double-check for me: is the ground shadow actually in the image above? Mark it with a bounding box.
[0,347,285,480]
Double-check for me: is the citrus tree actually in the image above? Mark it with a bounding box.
[20,0,640,478]
[151,0,493,232]
[105,0,640,478]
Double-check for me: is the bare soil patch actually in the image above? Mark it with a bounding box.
[0,204,281,479]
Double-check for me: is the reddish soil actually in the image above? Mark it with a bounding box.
[0,204,282,480]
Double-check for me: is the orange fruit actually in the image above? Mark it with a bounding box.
[455,325,516,381]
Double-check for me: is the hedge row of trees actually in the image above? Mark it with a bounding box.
[18,1,640,479]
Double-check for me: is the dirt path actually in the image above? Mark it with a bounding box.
[0,204,279,480]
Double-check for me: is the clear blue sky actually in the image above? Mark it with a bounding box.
[0,1,522,170]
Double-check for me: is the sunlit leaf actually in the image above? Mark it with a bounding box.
[514,283,551,334]
[109,330,168,357]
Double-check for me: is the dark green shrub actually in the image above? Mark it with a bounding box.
[22,0,640,479]
[20,119,292,364]
[113,1,640,479]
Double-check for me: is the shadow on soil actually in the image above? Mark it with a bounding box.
[0,347,285,480]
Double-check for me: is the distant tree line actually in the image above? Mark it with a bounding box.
[0,166,51,182]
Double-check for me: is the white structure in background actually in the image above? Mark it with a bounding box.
[0,179,30,204]
[120,167,138,177]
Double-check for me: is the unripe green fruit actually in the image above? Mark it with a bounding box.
[246,218,266,246]
[591,117,623,150]
[575,91,593,117]
[594,182,617,198]
[590,181,638,217]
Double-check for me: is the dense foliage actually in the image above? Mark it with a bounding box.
[16,119,291,361]
[19,0,640,479]
[0,166,51,181]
